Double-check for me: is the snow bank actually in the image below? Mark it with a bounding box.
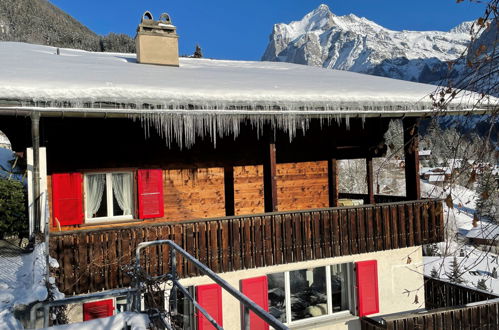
[42,312,150,330]
[0,243,49,330]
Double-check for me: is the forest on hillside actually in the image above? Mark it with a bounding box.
[0,0,135,52]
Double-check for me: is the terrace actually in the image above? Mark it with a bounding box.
[50,196,444,295]
[361,276,499,330]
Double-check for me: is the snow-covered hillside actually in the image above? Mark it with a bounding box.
[262,4,472,83]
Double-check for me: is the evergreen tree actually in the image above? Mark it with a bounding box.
[477,279,488,291]
[193,44,203,58]
[446,257,464,284]
[476,168,498,223]
[430,266,439,278]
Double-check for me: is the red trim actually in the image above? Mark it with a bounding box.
[356,260,380,317]
[52,173,83,226]
[83,299,114,321]
[137,169,164,219]
[241,276,269,330]
[196,284,223,330]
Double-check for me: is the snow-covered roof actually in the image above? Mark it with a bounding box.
[0,42,487,115]
[429,174,446,182]
[466,222,499,241]
[447,158,464,169]
[420,167,432,175]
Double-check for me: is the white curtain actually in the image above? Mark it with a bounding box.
[86,174,106,218]
[112,173,133,215]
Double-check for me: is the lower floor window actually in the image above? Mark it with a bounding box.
[85,172,134,222]
[268,262,354,324]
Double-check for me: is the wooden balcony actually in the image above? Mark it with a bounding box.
[49,198,444,295]
[361,276,499,330]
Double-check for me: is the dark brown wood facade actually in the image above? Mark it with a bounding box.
[50,198,444,295]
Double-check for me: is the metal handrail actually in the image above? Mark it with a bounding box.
[28,287,137,328]
[135,239,288,330]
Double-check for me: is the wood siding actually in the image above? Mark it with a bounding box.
[162,168,226,221]
[276,161,329,212]
[234,165,264,216]
[50,199,444,295]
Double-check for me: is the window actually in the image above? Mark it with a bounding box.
[267,263,354,325]
[84,172,134,222]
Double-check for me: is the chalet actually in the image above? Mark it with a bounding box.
[466,222,499,247]
[0,13,494,330]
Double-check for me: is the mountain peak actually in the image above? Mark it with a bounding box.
[262,6,473,83]
[313,4,333,15]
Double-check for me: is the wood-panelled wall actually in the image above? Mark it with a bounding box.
[276,161,329,212]
[234,165,264,216]
[163,168,226,221]
[49,161,332,231]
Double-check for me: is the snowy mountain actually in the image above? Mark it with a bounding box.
[262,4,472,83]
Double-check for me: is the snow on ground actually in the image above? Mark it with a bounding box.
[42,312,150,330]
[0,243,49,329]
[425,254,499,294]
[420,180,499,294]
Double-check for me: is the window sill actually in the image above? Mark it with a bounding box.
[287,312,357,329]
[80,218,142,227]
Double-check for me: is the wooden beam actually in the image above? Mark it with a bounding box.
[224,165,235,216]
[263,140,278,212]
[328,159,339,207]
[403,118,421,200]
[366,157,375,204]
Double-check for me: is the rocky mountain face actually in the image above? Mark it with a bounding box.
[262,4,472,83]
[0,0,134,52]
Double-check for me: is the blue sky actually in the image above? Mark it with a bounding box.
[50,0,486,61]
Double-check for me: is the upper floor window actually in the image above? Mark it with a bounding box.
[84,172,134,222]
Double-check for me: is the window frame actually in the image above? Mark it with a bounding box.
[83,171,135,224]
[271,262,356,327]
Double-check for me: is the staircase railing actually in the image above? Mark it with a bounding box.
[134,239,288,330]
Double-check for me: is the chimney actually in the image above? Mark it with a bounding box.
[136,11,179,66]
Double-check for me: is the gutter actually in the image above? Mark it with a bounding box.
[0,106,494,119]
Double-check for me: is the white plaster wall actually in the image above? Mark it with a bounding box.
[178,246,424,330]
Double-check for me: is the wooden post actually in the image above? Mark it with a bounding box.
[224,165,235,216]
[263,140,278,212]
[366,157,375,204]
[403,118,421,200]
[328,159,339,207]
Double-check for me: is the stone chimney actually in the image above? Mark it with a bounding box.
[136,11,179,66]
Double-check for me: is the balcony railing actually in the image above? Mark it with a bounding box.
[361,276,499,330]
[49,198,444,295]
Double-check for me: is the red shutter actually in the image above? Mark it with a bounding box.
[138,169,164,219]
[83,299,114,321]
[52,173,83,226]
[356,260,380,317]
[196,284,223,330]
[241,276,269,330]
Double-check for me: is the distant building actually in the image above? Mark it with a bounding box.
[466,222,499,246]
